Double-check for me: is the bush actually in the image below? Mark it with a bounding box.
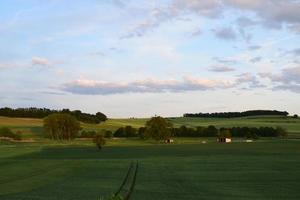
[79,130,97,138]
[104,130,113,138]
[0,127,22,140]
[93,134,106,150]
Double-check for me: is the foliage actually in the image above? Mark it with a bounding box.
[78,130,97,138]
[0,127,22,140]
[0,107,107,124]
[145,116,173,141]
[104,130,113,138]
[93,134,106,150]
[170,125,287,138]
[44,113,81,140]
[114,126,137,137]
[219,128,231,138]
[138,127,147,139]
[184,110,289,118]
[171,125,218,137]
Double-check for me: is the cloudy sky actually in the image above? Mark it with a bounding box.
[1,0,300,117]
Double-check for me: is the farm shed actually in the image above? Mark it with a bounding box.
[218,137,231,143]
[165,139,174,143]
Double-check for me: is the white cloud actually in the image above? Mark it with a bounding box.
[61,77,236,95]
[32,57,50,66]
[209,66,235,72]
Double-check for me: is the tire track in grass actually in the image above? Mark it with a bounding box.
[114,161,139,200]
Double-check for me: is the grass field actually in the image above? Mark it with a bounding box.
[0,140,300,200]
[0,116,300,199]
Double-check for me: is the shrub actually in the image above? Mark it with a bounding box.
[0,127,22,140]
[79,130,97,138]
[93,134,106,150]
[104,130,113,138]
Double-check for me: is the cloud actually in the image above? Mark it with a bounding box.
[61,77,235,95]
[249,56,262,63]
[60,72,270,95]
[121,0,300,39]
[0,64,7,69]
[260,66,300,84]
[260,66,300,93]
[212,27,236,40]
[209,66,235,72]
[32,57,50,66]
[273,84,300,93]
[212,57,238,65]
[248,45,261,50]
[236,73,265,88]
[286,48,300,56]
[190,28,202,37]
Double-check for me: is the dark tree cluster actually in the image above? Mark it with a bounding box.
[167,125,287,138]
[171,125,218,137]
[114,126,137,137]
[0,107,107,124]
[229,127,287,138]
[183,110,289,118]
[79,130,113,138]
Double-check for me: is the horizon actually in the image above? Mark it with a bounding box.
[1,0,300,118]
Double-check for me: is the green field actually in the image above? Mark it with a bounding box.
[0,140,300,200]
[0,116,300,200]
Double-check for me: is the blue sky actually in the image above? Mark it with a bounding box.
[1,0,300,117]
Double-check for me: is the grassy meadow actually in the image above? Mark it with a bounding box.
[0,116,300,199]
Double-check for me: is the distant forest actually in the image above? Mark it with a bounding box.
[183,110,289,118]
[0,107,107,124]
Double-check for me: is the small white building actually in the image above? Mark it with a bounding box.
[165,139,174,143]
[218,137,231,143]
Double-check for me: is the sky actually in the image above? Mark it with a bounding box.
[0,0,300,118]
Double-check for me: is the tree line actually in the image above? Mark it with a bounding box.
[42,114,288,142]
[0,107,107,124]
[113,125,287,139]
[183,110,289,118]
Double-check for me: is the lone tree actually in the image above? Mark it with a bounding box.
[44,113,81,140]
[145,116,173,141]
[93,134,106,150]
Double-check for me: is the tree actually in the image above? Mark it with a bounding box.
[219,128,231,138]
[145,116,173,141]
[203,125,218,137]
[104,130,113,138]
[43,113,81,140]
[293,114,298,119]
[113,126,137,137]
[93,134,106,150]
[275,127,288,138]
[138,127,147,139]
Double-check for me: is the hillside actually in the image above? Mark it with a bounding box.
[1,115,300,139]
